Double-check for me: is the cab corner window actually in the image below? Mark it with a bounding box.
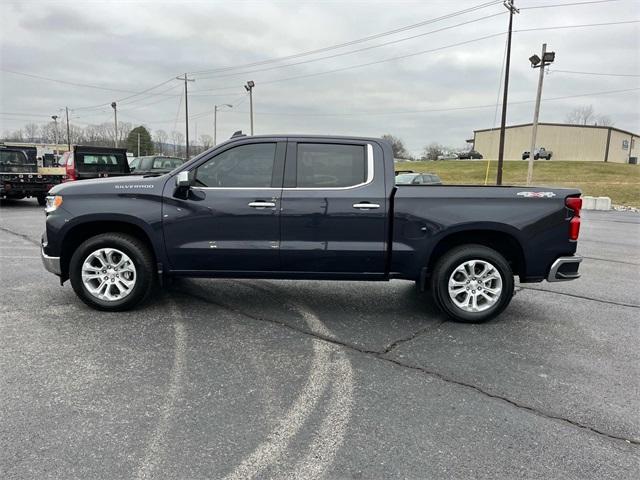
[195,143,277,188]
[296,143,366,188]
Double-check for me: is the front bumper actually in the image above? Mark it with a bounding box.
[41,244,61,276]
[547,256,582,282]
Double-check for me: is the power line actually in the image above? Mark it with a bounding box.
[188,0,503,76]
[520,0,623,9]
[550,69,640,77]
[189,19,639,93]
[193,11,506,83]
[211,86,640,117]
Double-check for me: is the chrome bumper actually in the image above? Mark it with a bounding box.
[547,256,582,282]
[41,245,61,276]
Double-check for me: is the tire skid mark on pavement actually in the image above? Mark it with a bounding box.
[222,284,354,480]
[519,286,640,309]
[136,298,187,480]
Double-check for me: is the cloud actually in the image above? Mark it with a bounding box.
[1,0,638,152]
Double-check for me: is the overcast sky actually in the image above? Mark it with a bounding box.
[1,0,638,155]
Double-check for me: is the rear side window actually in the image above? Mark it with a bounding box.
[296,143,366,188]
[195,143,276,188]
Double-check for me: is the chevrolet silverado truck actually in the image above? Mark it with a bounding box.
[41,135,583,323]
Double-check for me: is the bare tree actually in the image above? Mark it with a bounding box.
[381,134,410,159]
[595,115,614,127]
[154,129,169,153]
[422,142,444,161]
[565,105,595,125]
[170,130,184,156]
[199,134,213,150]
[24,123,40,142]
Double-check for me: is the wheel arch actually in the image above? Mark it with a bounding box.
[59,219,157,280]
[427,227,526,278]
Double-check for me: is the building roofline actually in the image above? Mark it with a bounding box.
[473,122,639,137]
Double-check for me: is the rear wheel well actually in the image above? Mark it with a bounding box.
[427,230,525,277]
[60,221,155,279]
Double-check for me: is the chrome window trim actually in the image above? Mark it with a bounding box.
[284,143,374,191]
[186,143,374,191]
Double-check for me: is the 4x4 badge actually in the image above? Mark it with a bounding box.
[517,191,556,198]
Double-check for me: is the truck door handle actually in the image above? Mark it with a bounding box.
[248,201,276,209]
[353,202,380,210]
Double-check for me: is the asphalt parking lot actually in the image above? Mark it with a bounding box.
[1,199,639,479]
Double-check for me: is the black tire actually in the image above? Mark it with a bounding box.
[69,233,156,311]
[36,195,46,206]
[430,244,514,323]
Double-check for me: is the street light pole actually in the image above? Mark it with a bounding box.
[526,43,555,185]
[111,102,118,147]
[176,74,195,158]
[496,0,519,185]
[65,106,71,151]
[244,81,255,135]
[51,115,59,156]
[214,104,233,145]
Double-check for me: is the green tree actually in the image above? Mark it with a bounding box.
[126,126,154,156]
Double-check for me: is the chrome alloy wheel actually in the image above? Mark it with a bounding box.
[448,259,503,313]
[81,248,137,302]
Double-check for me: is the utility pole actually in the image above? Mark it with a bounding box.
[111,102,118,147]
[65,106,71,151]
[244,80,255,135]
[526,43,555,185]
[51,115,59,156]
[176,73,195,158]
[137,132,141,157]
[496,0,519,185]
[213,104,233,145]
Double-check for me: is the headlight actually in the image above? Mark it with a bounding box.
[45,195,63,213]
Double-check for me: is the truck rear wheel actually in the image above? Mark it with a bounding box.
[69,233,155,311]
[36,195,46,207]
[430,244,514,323]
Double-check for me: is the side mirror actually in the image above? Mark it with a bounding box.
[176,170,191,187]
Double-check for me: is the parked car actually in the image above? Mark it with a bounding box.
[0,146,65,205]
[395,172,442,185]
[437,152,459,160]
[522,148,552,160]
[129,155,185,175]
[41,134,583,323]
[61,146,130,182]
[458,150,483,159]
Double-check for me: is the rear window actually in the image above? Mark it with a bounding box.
[152,157,184,170]
[296,143,366,188]
[80,154,121,165]
[76,152,128,172]
[0,150,33,172]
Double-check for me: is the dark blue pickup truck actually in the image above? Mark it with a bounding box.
[41,135,583,323]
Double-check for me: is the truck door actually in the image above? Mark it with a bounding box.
[162,140,285,272]
[279,140,388,276]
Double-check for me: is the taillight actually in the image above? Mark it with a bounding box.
[566,196,582,241]
[566,197,582,216]
[65,156,76,181]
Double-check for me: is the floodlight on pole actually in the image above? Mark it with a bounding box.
[244,80,255,135]
[526,43,556,185]
[111,102,118,147]
[51,115,59,156]
[214,103,233,145]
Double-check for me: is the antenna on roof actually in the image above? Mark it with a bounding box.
[231,130,245,138]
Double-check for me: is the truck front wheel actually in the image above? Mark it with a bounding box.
[69,233,156,311]
[430,245,514,323]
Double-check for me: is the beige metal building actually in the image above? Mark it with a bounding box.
[473,123,639,163]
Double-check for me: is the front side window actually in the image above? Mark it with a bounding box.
[296,143,366,188]
[195,143,276,188]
